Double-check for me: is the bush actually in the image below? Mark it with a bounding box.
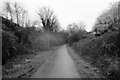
[67,30,87,45]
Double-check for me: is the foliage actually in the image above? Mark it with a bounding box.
[92,2,120,35]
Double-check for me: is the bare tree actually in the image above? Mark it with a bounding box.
[14,2,21,25]
[78,22,86,30]
[67,22,86,33]
[37,7,59,32]
[25,19,31,27]
[2,2,28,26]
[13,2,27,27]
[3,2,13,21]
[21,8,27,27]
[67,24,74,34]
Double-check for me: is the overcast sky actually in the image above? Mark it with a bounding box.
[0,0,118,31]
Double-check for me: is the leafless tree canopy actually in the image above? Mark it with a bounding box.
[37,7,59,32]
[2,2,28,27]
[14,2,22,25]
[3,2,13,21]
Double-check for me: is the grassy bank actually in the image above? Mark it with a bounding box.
[71,30,120,79]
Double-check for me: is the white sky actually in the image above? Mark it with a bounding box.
[0,0,119,31]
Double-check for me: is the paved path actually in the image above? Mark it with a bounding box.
[31,45,80,78]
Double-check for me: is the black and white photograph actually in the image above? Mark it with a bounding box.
[0,0,120,79]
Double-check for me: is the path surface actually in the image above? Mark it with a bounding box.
[31,45,80,78]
